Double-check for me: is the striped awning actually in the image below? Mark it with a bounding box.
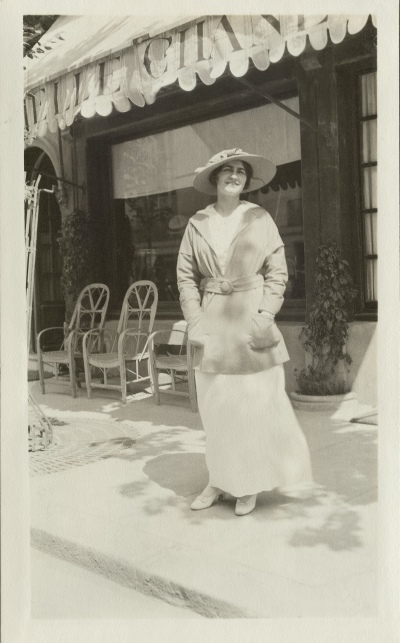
[24,14,376,142]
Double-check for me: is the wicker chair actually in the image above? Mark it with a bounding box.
[37,283,110,397]
[82,280,158,403]
[148,323,197,412]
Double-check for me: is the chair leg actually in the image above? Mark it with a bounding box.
[76,365,82,388]
[148,354,160,405]
[189,375,198,413]
[83,357,92,399]
[69,356,77,398]
[38,352,45,394]
[147,358,155,395]
[153,370,160,405]
[121,362,127,404]
[170,370,176,391]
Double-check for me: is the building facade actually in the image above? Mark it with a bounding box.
[24,14,377,401]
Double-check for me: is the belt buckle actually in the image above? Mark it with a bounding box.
[220,280,233,294]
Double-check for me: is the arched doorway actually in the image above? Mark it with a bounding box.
[25,148,65,351]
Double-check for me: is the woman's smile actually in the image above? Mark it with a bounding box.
[217,161,247,195]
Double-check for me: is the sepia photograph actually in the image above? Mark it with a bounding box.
[1,2,399,642]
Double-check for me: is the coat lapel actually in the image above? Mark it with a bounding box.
[189,202,261,260]
[188,209,218,256]
[223,204,262,271]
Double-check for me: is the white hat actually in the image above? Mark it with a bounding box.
[193,148,276,195]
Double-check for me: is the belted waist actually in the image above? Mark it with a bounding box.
[200,274,263,295]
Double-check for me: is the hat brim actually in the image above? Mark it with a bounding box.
[192,154,277,195]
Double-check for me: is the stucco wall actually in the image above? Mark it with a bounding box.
[346,322,377,406]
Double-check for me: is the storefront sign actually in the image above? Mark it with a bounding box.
[24,14,374,142]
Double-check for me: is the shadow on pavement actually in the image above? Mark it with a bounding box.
[30,381,377,553]
[112,419,377,552]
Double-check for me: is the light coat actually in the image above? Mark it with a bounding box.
[177,201,290,374]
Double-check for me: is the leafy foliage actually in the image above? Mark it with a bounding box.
[295,241,357,395]
[23,15,59,58]
[58,210,94,304]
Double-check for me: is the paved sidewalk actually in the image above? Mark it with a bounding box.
[32,548,202,618]
[29,378,378,618]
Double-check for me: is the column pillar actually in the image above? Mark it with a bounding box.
[296,49,342,313]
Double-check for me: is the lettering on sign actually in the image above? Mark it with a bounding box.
[23,14,367,138]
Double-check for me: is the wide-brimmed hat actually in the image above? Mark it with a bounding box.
[193,148,276,195]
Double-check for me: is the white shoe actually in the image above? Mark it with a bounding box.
[190,486,224,511]
[235,494,257,516]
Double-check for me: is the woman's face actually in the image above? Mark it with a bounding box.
[216,160,247,197]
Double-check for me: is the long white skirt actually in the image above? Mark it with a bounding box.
[195,365,313,497]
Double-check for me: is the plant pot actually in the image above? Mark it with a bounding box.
[290,391,358,416]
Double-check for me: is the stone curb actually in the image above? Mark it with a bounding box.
[31,528,255,619]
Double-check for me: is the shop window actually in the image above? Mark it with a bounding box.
[37,191,63,302]
[359,71,377,304]
[246,162,305,301]
[111,99,305,311]
[113,188,211,304]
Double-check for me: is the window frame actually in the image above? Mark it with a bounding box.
[337,60,378,320]
[358,70,378,310]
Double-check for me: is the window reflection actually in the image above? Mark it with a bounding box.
[247,180,305,300]
[114,187,210,302]
[114,175,305,304]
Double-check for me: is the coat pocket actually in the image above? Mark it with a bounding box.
[249,313,281,350]
[187,312,206,347]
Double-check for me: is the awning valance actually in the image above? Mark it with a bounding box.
[24,14,376,143]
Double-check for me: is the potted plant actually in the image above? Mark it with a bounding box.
[290,241,358,412]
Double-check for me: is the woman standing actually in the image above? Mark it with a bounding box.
[177,149,312,516]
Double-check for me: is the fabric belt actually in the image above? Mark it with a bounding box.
[200,274,263,295]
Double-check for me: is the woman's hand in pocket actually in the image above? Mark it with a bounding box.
[187,311,206,347]
[249,313,281,350]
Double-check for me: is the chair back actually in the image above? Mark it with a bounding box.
[167,324,188,354]
[151,324,188,358]
[68,283,110,350]
[117,281,158,336]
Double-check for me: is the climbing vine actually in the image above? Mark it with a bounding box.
[58,209,94,314]
[295,241,358,395]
